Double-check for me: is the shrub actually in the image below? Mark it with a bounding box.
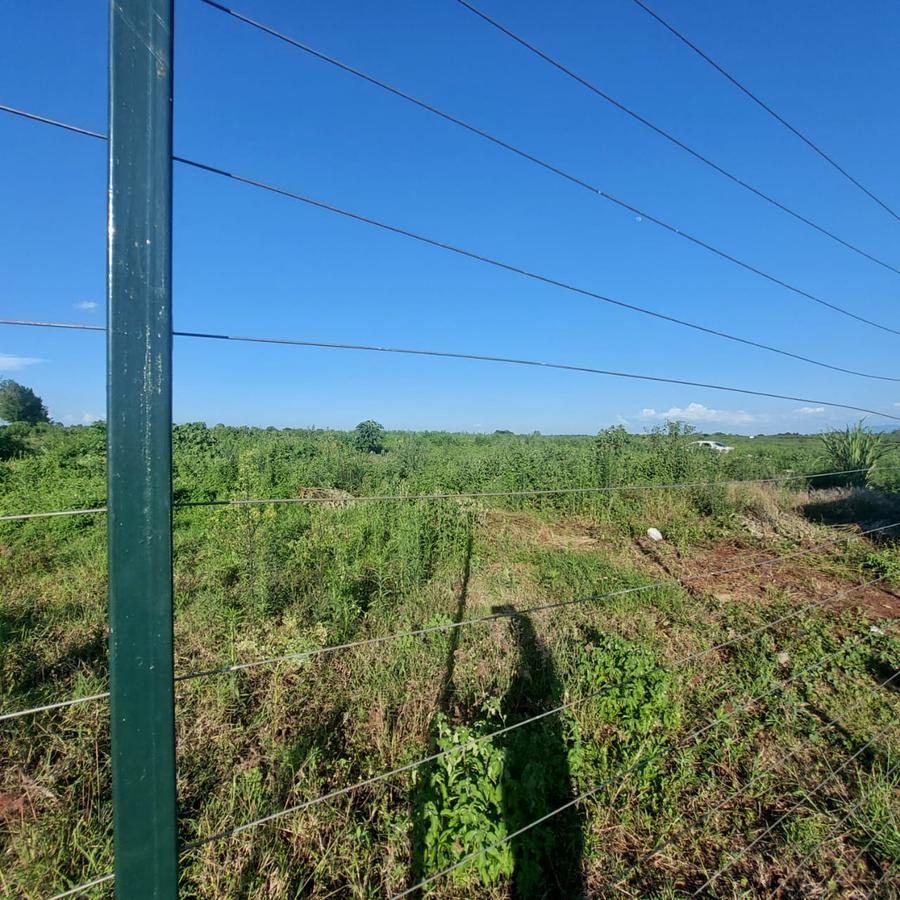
[820,421,886,487]
[0,425,28,460]
[593,424,630,487]
[414,705,514,889]
[415,697,580,895]
[352,420,385,454]
[570,634,681,804]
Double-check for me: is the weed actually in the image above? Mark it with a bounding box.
[820,421,888,487]
[2,424,899,897]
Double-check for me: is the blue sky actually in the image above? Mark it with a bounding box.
[2,0,899,434]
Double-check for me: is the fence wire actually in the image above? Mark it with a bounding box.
[2,518,892,726]
[5,313,900,426]
[176,158,900,389]
[390,624,897,898]
[626,0,900,223]
[2,7,899,895]
[3,461,899,521]
[196,0,899,335]
[692,728,896,893]
[46,872,115,900]
[176,522,897,681]
[608,688,898,890]
[185,576,889,852]
[455,0,900,277]
[867,859,898,898]
[777,753,900,889]
[4,104,900,385]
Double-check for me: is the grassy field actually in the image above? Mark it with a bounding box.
[1,422,899,897]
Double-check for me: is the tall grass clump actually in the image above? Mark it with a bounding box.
[820,421,886,487]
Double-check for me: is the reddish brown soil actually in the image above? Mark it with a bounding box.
[635,537,900,619]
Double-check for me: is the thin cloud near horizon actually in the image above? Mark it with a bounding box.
[0,353,43,373]
[638,402,757,426]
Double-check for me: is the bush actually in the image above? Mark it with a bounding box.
[820,421,886,487]
[352,420,385,454]
[0,425,28,460]
[414,705,514,889]
[594,424,630,487]
[570,634,681,803]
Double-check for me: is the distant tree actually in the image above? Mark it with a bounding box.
[0,379,49,424]
[352,420,386,454]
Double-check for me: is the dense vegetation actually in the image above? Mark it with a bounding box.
[1,422,898,897]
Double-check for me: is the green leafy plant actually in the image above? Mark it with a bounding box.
[414,697,581,895]
[352,419,386,454]
[820,421,886,486]
[571,634,681,803]
[593,424,630,487]
[578,634,679,735]
[414,703,514,888]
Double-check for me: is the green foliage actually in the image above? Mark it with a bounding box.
[820,421,886,486]
[578,634,679,735]
[642,420,700,483]
[860,547,900,582]
[0,424,29,460]
[3,422,900,896]
[593,424,630,487]
[352,419,386,454]
[570,634,681,803]
[415,697,581,895]
[0,379,50,424]
[415,703,514,888]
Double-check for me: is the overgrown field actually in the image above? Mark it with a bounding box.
[1,423,899,897]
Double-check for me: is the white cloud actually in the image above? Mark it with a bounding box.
[0,353,42,372]
[638,402,757,426]
[796,406,825,415]
[61,412,101,425]
[75,300,99,310]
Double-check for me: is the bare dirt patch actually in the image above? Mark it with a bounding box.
[637,537,900,619]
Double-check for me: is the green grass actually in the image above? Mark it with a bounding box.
[1,422,899,897]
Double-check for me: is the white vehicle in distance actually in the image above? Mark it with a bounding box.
[690,439,733,453]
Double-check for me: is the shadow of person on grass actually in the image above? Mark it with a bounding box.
[494,605,585,898]
[409,531,473,886]
[410,596,584,896]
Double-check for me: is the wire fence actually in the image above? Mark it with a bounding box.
[3,519,893,725]
[454,0,900,277]
[609,704,899,890]
[2,1,899,897]
[625,0,900,223]
[1,460,898,521]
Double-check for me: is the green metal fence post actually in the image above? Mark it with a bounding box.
[107,0,177,896]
